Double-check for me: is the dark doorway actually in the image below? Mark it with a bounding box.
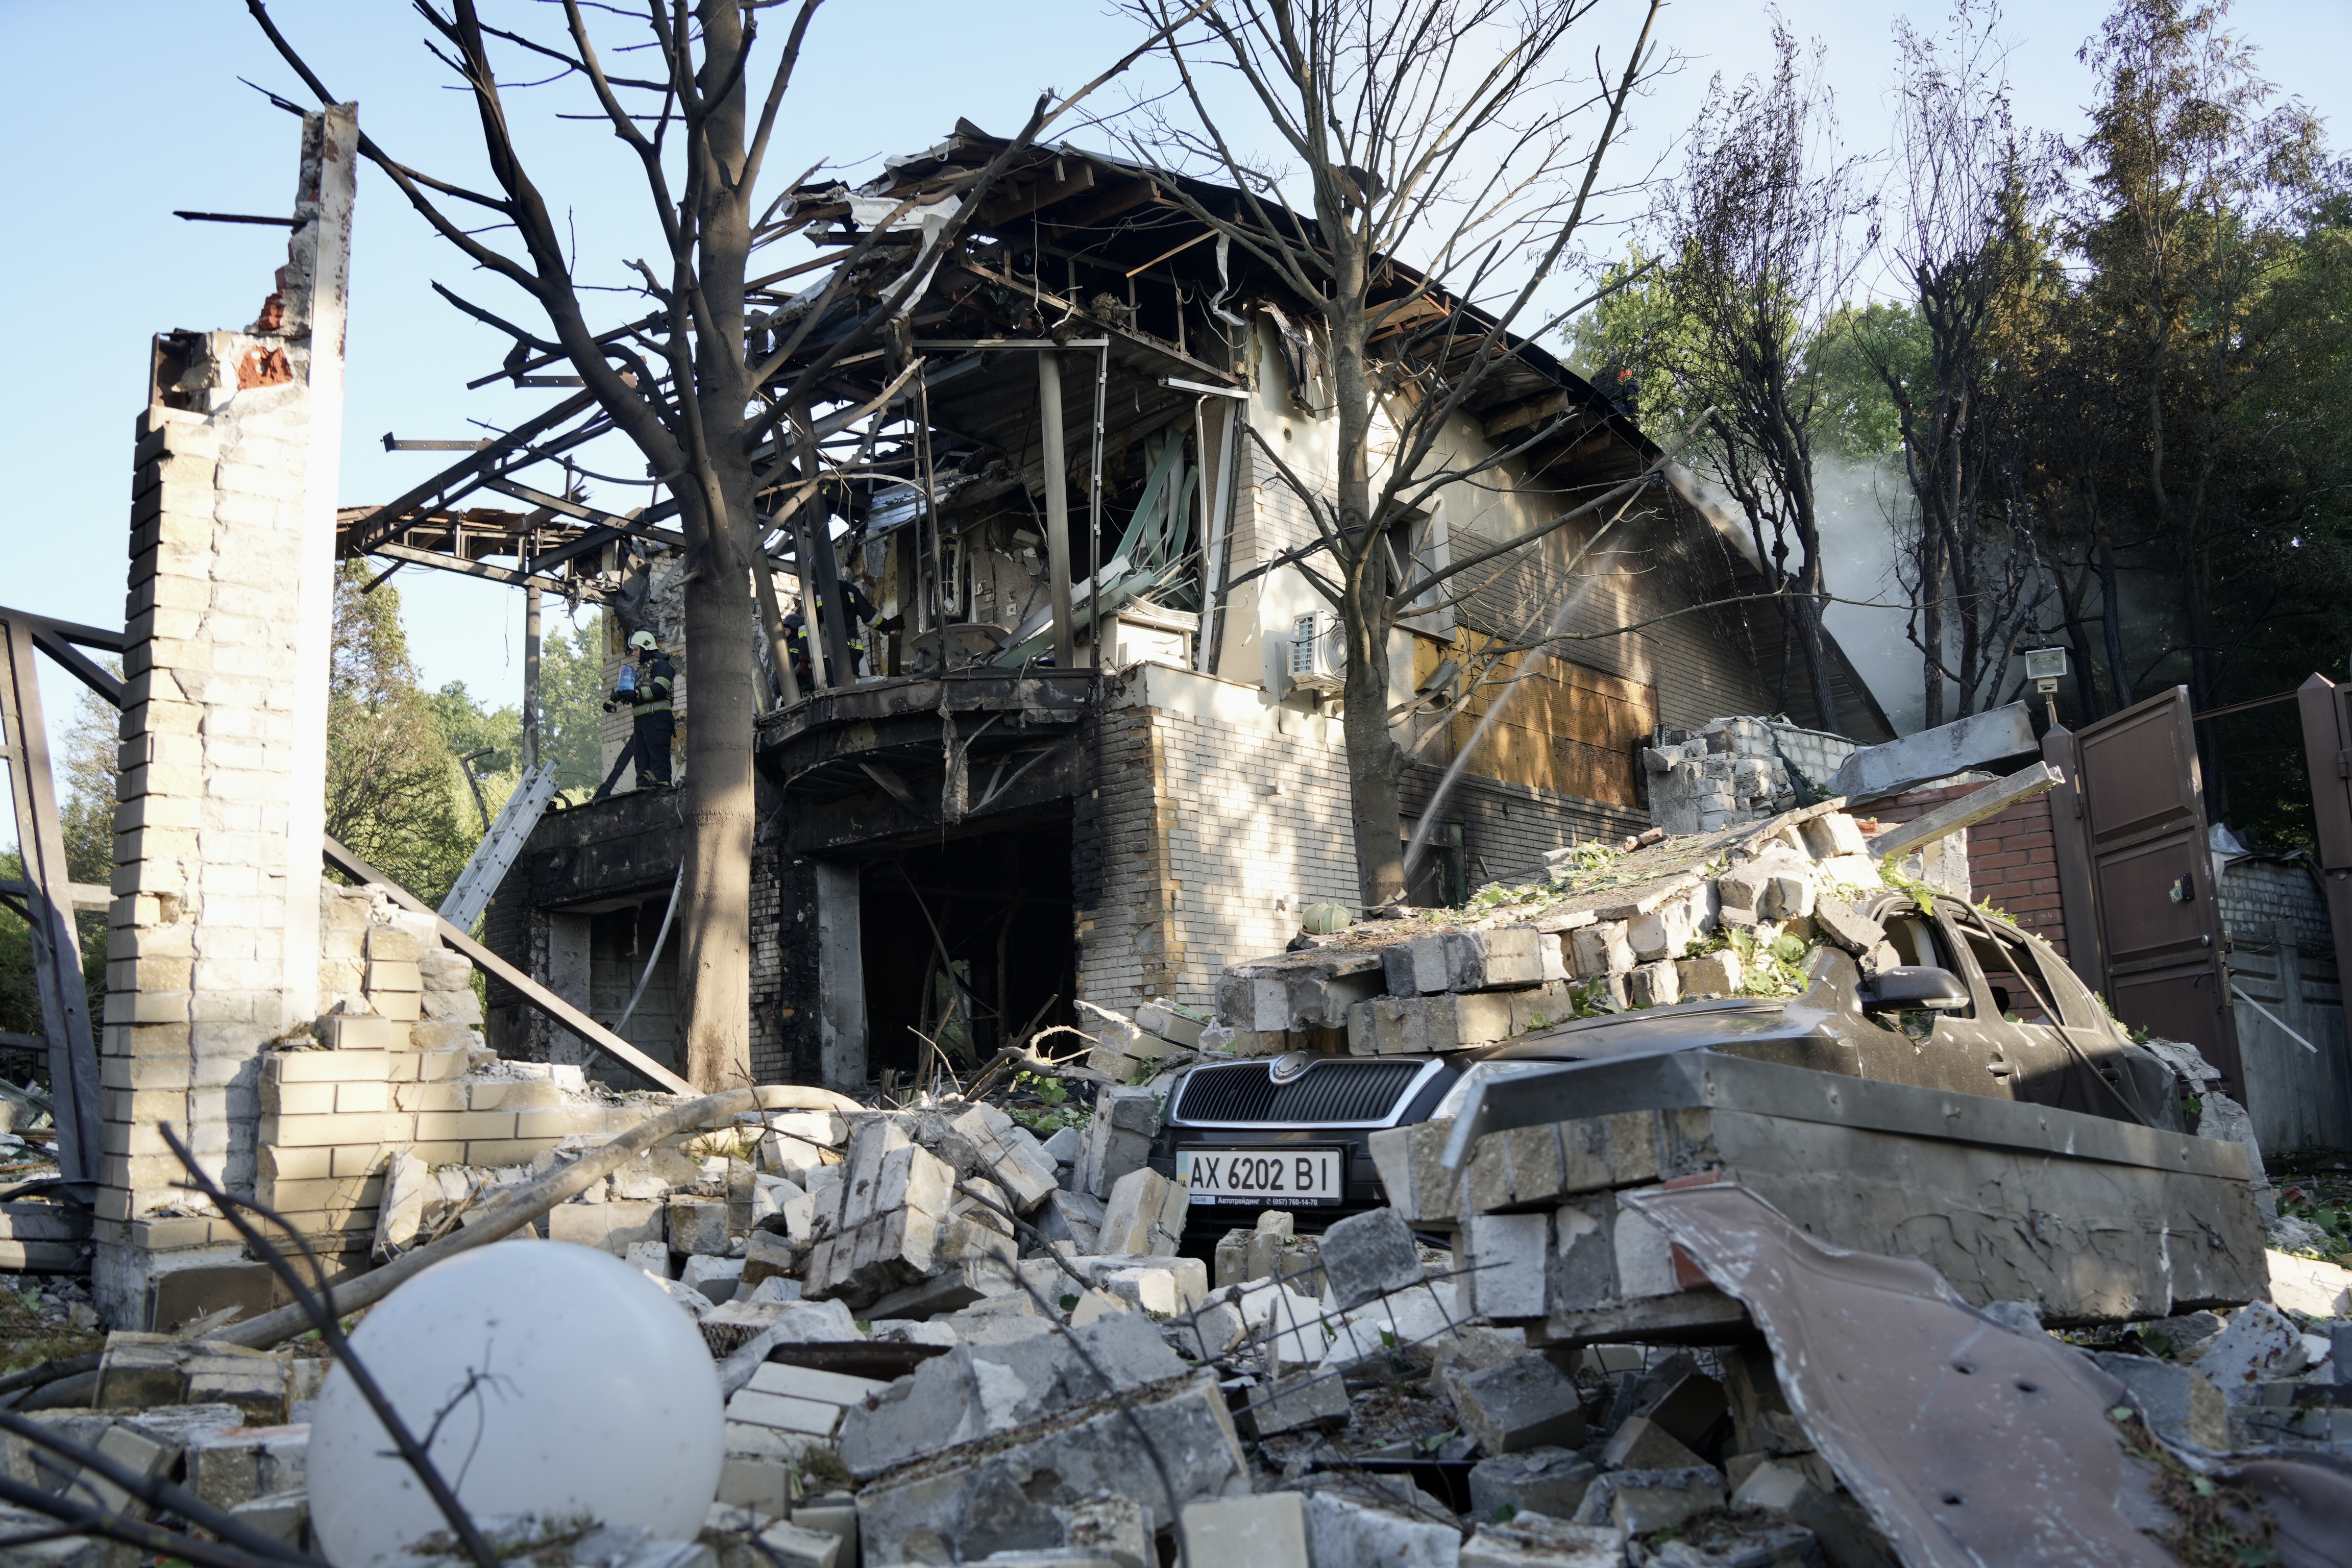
[588,896,681,1086]
[858,816,1075,1080]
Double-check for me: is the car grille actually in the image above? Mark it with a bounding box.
[1173,1060,1426,1125]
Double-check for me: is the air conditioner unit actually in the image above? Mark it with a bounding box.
[1289,611,1345,694]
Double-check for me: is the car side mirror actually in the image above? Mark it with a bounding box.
[1859,966,1971,1013]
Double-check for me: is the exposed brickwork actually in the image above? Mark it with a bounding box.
[1399,766,1647,889]
[1078,697,1360,1017]
[2217,855,2333,956]
[1856,781,2067,953]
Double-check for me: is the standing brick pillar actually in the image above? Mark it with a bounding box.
[93,106,357,1326]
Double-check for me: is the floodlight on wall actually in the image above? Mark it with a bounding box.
[2023,647,2068,724]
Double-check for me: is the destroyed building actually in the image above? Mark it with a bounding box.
[2,92,2348,1568]
[338,126,1899,1095]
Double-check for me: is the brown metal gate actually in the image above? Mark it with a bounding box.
[2046,686,2241,1091]
[2293,673,2352,1025]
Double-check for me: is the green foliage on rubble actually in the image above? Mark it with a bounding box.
[1875,859,1941,917]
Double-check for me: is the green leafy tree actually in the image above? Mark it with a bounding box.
[2040,0,2349,817]
[541,618,615,796]
[326,566,476,906]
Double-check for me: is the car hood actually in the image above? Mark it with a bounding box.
[1477,997,1836,1065]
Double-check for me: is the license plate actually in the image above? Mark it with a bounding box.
[1176,1147,1344,1206]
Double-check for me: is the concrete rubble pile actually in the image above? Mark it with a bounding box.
[1203,801,1894,1059]
[8,1058,2348,1568]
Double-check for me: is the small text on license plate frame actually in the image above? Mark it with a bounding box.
[1177,1147,1344,1206]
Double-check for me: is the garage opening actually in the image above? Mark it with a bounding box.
[857,816,1075,1083]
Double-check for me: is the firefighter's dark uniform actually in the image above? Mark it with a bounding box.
[785,582,878,687]
[619,650,675,786]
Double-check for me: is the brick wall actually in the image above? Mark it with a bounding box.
[1399,766,1647,890]
[1854,781,2067,953]
[96,107,358,1322]
[1079,691,1362,1017]
[1079,665,1659,1014]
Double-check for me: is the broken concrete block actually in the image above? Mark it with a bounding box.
[182,1356,290,1426]
[1054,1495,1150,1568]
[369,1147,430,1256]
[1303,1490,1459,1568]
[1242,1369,1351,1436]
[1035,1188,1104,1255]
[806,1132,958,1307]
[1675,949,1742,1000]
[1367,1119,1462,1226]
[733,1518,837,1568]
[227,1489,308,1549]
[1321,1278,1475,1373]
[1180,1493,1312,1568]
[1570,922,1634,978]
[1319,1207,1424,1311]
[758,1132,829,1181]
[1588,1466,1726,1536]
[1454,1352,1587,1455]
[1090,1264,1175,1316]
[1459,1512,1625,1568]
[852,1377,1243,1564]
[1135,999,1208,1049]
[95,1334,190,1410]
[1075,1087,1160,1200]
[714,1454,798,1522]
[681,1255,745,1302]
[1800,812,1873,860]
[550,1198,666,1256]
[1460,1208,1549,1321]
[668,1197,731,1256]
[2196,1301,2311,1401]
[939,1102,1061,1213]
[2091,1353,2231,1450]
[1468,1448,1597,1523]
[1627,960,1680,1008]
[1098,1166,1188,1258]
[1628,889,1711,963]
[1829,703,2036,802]
[1644,1368,1730,1452]
[1810,898,1885,958]
[1602,1414,1705,1472]
[738,1230,797,1291]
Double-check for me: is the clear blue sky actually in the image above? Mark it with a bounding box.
[2,0,2346,745]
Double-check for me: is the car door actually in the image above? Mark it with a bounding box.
[1925,902,2069,1102]
[1941,902,2162,1124]
[1845,901,2024,1100]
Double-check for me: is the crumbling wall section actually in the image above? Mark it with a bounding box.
[1081,675,1359,1017]
[95,106,357,1323]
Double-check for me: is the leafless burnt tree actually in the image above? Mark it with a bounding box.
[1114,0,1679,905]
[1857,3,2053,724]
[242,2,1175,1085]
[1651,22,1872,734]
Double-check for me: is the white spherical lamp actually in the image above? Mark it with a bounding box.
[306,1241,723,1563]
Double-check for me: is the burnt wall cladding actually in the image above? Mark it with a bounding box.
[481,783,811,1076]
[756,842,818,1083]
[1862,781,2068,953]
[1401,765,1649,890]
